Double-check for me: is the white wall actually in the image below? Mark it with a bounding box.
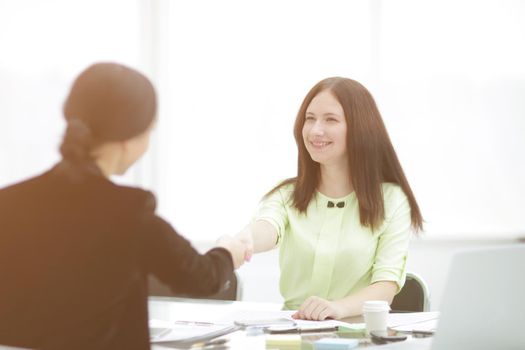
[2,1,524,240]
[153,0,525,242]
[0,0,145,187]
[1,0,524,309]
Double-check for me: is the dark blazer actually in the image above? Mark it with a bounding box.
[0,164,234,350]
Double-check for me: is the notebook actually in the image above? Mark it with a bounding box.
[368,244,525,350]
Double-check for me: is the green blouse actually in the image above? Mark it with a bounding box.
[254,182,411,310]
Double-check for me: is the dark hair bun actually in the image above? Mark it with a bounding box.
[61,62,156,152]
[59,119,93,163]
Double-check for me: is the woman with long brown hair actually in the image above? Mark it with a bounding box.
[235,77,423,320]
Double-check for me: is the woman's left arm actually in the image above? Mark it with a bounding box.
[292,281,397,320]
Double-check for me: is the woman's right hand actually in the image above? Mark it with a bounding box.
[215,235,249,269]
[235,225,254,262]
[219,220,276,267]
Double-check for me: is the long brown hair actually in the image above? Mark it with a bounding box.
[269,77,423,232]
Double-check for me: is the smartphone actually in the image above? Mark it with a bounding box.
[370,330,407,344]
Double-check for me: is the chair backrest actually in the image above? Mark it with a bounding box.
[390,271,430,312]
[148,271,243,301]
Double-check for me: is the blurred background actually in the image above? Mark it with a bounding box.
[1,0,524,309]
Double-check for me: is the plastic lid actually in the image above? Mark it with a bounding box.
[362,300,391,312]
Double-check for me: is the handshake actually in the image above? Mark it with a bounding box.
[215,229,254,269]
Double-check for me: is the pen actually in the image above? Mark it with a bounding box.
[192,346,228,350]
[268,326,339,334]
[191,338,229,348]
[174,320,215,326]
[200,346,228,350]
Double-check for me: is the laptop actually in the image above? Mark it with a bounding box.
[371,244,525,350]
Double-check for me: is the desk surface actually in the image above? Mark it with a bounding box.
[148,297,434,350]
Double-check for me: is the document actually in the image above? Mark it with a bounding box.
[387,311,439,332]
[228,309,364,330]
[234,317,295,327]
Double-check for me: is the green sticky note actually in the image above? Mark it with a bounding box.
[336,327,366,338]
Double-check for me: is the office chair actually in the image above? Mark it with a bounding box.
[390,271,430,312]
[148,271,243,301]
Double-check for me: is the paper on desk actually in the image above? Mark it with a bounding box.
[223,309,364,330]
[295,318,365,330]
[222,308,295,322]
[149,318,237,343]
[390,319,438,332]
[388,311,439,332]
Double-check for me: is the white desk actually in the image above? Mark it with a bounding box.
[148,297,435,350]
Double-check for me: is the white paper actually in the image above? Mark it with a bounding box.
[390,318,438,332]
[149,319,236,343]
[222,308,365,330]
[221,309,295,323]
[387,312,440,332]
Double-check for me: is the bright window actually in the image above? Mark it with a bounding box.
[2,1,524,242]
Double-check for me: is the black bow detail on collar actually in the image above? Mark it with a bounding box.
[327,201,345,208]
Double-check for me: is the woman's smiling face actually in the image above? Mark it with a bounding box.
[302,90,347,166]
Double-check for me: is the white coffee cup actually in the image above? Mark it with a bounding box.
[362,300,390,335]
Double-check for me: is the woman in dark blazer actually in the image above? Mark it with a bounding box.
[0,63,246,350]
